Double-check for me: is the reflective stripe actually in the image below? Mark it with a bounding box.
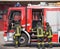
[49,29,52,36]
[49,30,51,35]
[22,24,30,27]
[48,42,52,44]
[37,28,44,37]
[48,29,52,38]
[15,34,20,36]
[13,36,15,39]
[17,27,19,34]
[48,35,53,38]
[44,31,45,34]
[31,29,34,31]
[46,32,48,35]
[38,43,41,44]
[46,28,52,38]
[15,26,21,36]
[19,26,21,34]
[16,41,18,44]
[37,35,44,37]
[41,28,43,35]
[31,29,37,32]
[42,42,44,44]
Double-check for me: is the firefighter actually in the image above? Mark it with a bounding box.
[12,12,21,47]
[46,22,53,48]
[37,21,45,49]
[14,24,21,47]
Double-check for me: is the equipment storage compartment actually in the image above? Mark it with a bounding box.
[46,8,59,42]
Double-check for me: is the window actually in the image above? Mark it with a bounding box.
[0,10,4,19]
[9,11,21,20]
[0,15,3,19]
[32,9,43,28]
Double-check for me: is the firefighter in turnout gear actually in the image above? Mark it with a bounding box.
[37,21,45,49]
[46,22,53,48]
[13,22,21,47]
[11,12,21,47]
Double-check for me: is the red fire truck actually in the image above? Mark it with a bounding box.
[3,4,60,46]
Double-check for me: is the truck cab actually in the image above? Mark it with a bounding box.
[3,7,30,46]
[4,7,26,31]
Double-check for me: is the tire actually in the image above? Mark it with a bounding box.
[19,33,28,46]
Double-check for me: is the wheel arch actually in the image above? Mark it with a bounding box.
[21,30,30,44]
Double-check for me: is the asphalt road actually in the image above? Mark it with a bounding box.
[0,31,60,49]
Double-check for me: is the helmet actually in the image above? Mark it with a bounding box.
[46,22,49,26]
[37,21,41,27]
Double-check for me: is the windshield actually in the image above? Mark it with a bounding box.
[9,11,21,21]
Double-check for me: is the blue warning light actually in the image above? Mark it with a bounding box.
[15,2,21,7]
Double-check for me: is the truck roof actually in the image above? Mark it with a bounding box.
[8,7,25,9]
[27,6,60,9]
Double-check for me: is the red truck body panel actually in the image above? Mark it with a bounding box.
[4,7,26,32]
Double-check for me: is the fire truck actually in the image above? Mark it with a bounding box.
[3,3,60,47]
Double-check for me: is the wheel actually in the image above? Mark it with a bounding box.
[19,33,28,46]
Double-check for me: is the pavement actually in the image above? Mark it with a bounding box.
[0,31,60,49]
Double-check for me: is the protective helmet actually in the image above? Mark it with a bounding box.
[46,22,49,26]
